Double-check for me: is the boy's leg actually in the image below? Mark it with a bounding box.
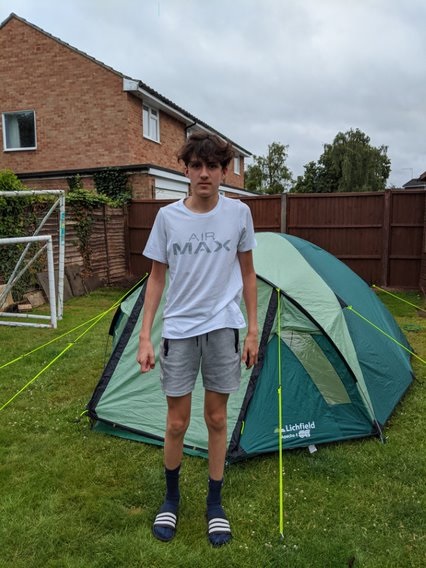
[153,394,191,542]
[201,328,241,546]
[164,394,192,469]
[204,390,229,480]
[204,390,232,546]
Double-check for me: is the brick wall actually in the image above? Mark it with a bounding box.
[224,156,245,188]
[22,176,95,192]
[21,172,154,197]
[128,172,155,199]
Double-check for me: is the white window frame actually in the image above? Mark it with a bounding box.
[234,155,241,175]
[2,110,37,151]
[143,104,160,142]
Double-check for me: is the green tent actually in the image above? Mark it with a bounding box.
[87,232,413,461]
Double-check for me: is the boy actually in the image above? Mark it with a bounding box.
[137,132,258,546]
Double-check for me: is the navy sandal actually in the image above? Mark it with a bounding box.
[207,516,232,547]
[152,510,178,542]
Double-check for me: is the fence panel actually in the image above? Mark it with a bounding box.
[41,205,127,285]
[127,199,174,277]
[127,191,426,290]
[285,192,386,285]
[388,191,425,288]
[240,195,282,232]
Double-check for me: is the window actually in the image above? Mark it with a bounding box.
[234,155,241,175]
[143,104,159,142]
[2,110,37,151]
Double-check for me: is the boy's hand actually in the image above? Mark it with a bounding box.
[137,338,155,373]
[242,333,259,369]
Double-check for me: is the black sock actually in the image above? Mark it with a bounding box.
[152,465,181,541]
[206,477,232,545]
[207,477,225,517]
[164,464,180,508]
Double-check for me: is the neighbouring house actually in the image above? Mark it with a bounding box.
[0,13,252,199]
[403,171,426,190]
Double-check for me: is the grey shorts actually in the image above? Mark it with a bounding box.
[159,328,242,397]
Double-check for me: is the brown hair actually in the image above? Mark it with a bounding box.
[177,132,234,168]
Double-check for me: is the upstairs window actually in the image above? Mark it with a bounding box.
[2,110,37,151]
[143,104,159,142]
[234,155,241,175]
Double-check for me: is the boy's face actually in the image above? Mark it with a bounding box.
[185,156,227,199]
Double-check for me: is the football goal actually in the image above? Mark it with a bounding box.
[0,189,65,329]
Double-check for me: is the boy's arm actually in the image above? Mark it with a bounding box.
[136,260,167,373]
[238,250,259,368]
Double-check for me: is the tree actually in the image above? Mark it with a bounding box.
[291,128,391,193]
[245,142,293,194]
[292,161,324,193]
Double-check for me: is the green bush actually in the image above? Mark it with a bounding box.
[66,174,84,191]
[66,171,131,276]
[0,170,41,298]
[93,167,132,205]
[0,170,30,237]
[66,186,111,277]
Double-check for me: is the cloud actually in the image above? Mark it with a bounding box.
[1,0,425,186]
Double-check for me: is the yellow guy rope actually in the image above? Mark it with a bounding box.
[0,276,148,411]
[346,305,426,365]
[0,344,74,411]
[276,287,284,538]
[0,310,110,411]
[0,276,147,371]
[372,285,426,313]
[0,311,110,371]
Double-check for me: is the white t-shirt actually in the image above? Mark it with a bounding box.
[143,195,256,339]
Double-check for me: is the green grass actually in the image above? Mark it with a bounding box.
[0,288,425,568]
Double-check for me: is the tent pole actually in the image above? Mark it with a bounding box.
[277,287,284,538]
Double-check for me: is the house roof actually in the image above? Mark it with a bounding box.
[403,171,426,189]
[1,13,251,157]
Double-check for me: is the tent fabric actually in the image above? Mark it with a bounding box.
[87,232,414,462]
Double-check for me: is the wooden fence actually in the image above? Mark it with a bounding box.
[29,191,425,292]
[128,190,426,291]
[41,205,127,286]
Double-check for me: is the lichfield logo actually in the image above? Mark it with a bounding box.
[275,421,316,440]
[172,232,231,255]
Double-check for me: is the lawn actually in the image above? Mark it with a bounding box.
[0,287,425,568]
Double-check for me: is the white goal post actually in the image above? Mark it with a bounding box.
[0,190,65,328]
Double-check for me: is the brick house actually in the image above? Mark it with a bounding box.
[0,13,252,199]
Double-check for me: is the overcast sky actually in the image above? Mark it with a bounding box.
[2,0,425,187]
